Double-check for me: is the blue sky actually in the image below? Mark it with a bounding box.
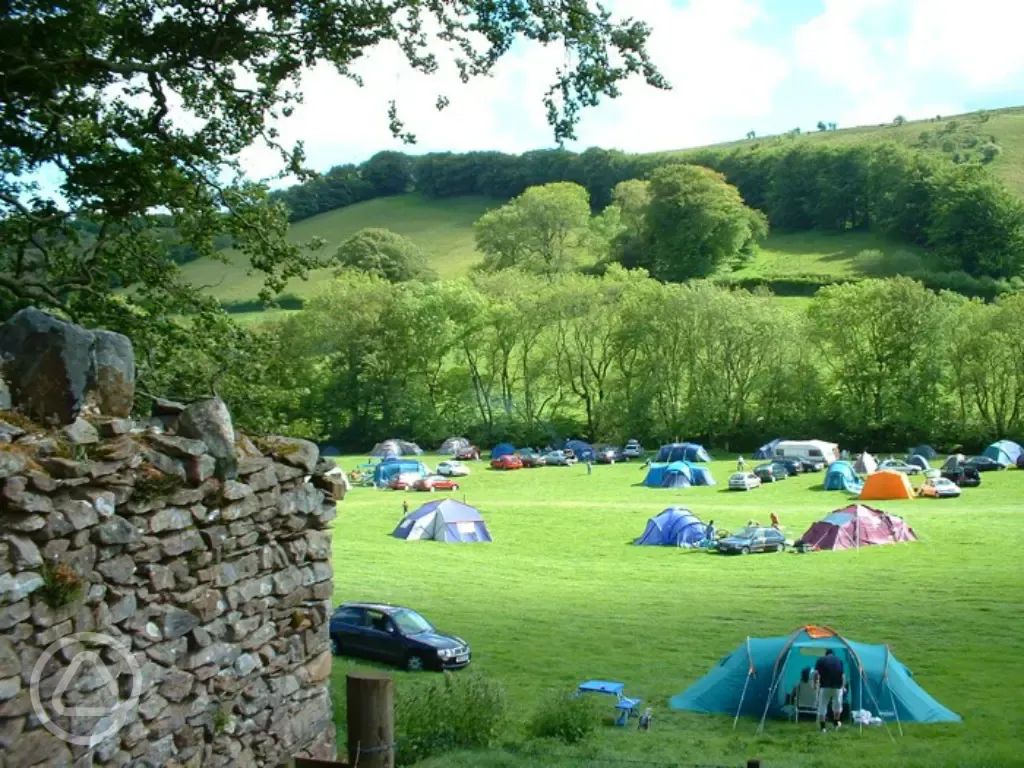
[237,0,1024,179]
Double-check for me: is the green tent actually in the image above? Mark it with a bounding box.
[669,625,960,728]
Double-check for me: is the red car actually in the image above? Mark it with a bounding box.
[490,455,523,470]
[387,473,422,491]
[455,445,481,460]
[413,476,461,492]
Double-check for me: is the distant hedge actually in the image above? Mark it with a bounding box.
[221,294,305,313]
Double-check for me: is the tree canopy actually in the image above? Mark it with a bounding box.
[335,228,435,283]
[0,0,665,397]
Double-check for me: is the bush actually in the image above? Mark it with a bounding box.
[527,692,600,745]
[853,249,925,277]
[396,672,507,765]
[980,142,1002,163]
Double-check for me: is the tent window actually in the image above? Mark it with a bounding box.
[456,522,477,534]
[798,646,827,657]
[399,520,412,529]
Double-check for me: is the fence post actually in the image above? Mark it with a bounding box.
[346,671,395,768]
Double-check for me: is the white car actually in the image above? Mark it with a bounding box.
[728,472,762,491]
[544,450,577,466]
[878,459,921,476]
[436,460,470,478]
[919,477,961,498]
[622,440,644,459]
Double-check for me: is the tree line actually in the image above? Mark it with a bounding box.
[272,141,1024,280]
[224,271,1024,453]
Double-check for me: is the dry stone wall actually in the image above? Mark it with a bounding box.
[0,308,343,767]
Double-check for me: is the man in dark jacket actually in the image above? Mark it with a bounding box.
[814,649,846,731]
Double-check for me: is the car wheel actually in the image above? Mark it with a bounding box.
[740,546,751,555]
[405,654,425,672]
[452,484,459,491]
[775,543,785,552]
[331,636,341,656]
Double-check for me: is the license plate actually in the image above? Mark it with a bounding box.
[455,654,469,663]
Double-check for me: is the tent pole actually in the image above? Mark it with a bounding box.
[732,638,754,731]
[884,646,904,737]
[757,649,790,734]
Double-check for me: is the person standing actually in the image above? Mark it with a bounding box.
[586,459,593,476]
[737,455,746,471]
[704,519,716,545]
[814,649,846,731]
[770,511,781,529]
[402,499,409,517]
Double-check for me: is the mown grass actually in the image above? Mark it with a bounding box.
[730,231,919,280]
[328,455,1024,767]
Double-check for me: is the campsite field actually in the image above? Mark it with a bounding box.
[328,456,1024,767]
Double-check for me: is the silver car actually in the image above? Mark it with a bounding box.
[728,472,762,491]
[878,459,921,476]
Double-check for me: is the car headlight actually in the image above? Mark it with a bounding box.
[438,648,455,659]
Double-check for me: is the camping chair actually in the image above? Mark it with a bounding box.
[787,680,819,722]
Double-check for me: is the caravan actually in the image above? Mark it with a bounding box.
[772,440,839,466]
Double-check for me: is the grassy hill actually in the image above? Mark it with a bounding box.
[682,105,1024,201]
[180,195,499,303]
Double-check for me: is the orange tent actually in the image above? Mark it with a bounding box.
[858,469,914,500]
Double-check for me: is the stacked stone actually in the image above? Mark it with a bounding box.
[0,308,339,768]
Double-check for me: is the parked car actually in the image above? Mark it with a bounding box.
[544,450,577,466]
[715,526,787,555]
[774,458,803,476]
[490,455,523,470]
[918,477,961,498]
[941,465,981,487]
[436,460,470,478]
[877,459,921,475]
[518,448,547,468]
[329,603,471,671]
[963,455,1005,472]
[455,445,480,461]
[799,459,825,472]
[728,472,762,491]
[413,475,460,492]
[754,462,787,483]
[594,445,623,464]
[387,472,423,490]
[622,439,644,459]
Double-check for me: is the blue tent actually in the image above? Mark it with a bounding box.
[823,461,862,493]
[908,444,937,459]
[655,442,711,463]
[670,625,961,725]
[753,438,786,460]
[634,508,707,547]
[565,439,595,461]
[491,442,516,459]
[643,461,693,488]
[982,439,1022,467]
[689,465,717,487]
[372,459,428,487]
[391,499,492,543]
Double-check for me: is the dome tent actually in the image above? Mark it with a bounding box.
[909,444,937,460]
[438,437,471,455]
[982,439,1022,467]
[370,439,423,458]
[853,452,877,474]
[634,508,707,547]
[655,442,711,463]
[823,461,862,493]
[643,461,715,489]
[753,438,786,460]
[491,442,515,459]
[859,470,914,500]
[796,504,916,551]
[391,499,492,543]
[565,439,595,461]
[907,454,930,471]
[669,625,960,726]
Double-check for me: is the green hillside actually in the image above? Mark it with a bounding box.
[684,105,1024,200]
[180,195,499,303]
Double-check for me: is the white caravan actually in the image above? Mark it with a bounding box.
[772,439,840,465]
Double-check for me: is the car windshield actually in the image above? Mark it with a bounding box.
[733,527,758,538]
[391,609,433,635]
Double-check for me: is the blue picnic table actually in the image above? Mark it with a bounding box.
[576,680,643,726]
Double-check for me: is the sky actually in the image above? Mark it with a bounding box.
[238,0,1024,181]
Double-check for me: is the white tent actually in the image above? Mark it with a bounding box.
[370,439,424,458]
[854,452,878,474]
[391,499,492,543]
[438,437,471,455]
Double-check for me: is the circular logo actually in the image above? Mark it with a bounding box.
[30,632,142,747]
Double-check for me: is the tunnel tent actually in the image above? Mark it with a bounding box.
[655,442,711,463]
[669,625,961,727]
[438,437,471,455]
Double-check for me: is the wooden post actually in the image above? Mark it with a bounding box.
[346,671,394,768]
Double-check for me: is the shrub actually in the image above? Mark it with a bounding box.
[39,562,84,608]
[527,691,600,745]
[980,142,1002,163]
[395,672,507,765]
[853,249,925,277]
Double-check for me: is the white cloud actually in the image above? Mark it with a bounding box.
[239,0,789,179]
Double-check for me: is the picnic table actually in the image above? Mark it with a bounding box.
[576,680,642,726]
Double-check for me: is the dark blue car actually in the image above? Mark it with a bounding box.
[329,602,471,672]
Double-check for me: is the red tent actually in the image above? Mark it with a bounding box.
[797,504,916,551]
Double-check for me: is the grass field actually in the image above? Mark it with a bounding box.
[328,455,1024,767]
